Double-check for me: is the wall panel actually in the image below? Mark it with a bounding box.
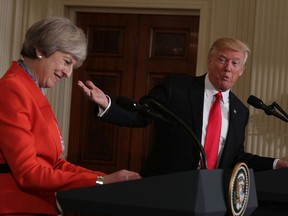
[246,0,288,160]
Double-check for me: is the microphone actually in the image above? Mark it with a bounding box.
[247,95,288,122]
[247,95,274,115]
[116,96,173,124]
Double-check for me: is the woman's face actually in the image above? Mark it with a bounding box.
[35,51,77,88]
[207,49,245,91]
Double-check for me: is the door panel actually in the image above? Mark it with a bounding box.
[130,14,199,170]
[69,13,138,173]
[68,12,199,174]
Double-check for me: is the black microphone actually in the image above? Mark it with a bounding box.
[247,95,274,115]
[247,95,288,122]
[116,96,173,124]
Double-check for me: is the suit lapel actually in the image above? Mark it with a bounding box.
[226,92,239,141]
[218,92,239,167]
[9,62,49,108]
[9,63,62,153]
[189,75,205,141]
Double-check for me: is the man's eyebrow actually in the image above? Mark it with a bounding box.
[218,54,241,60]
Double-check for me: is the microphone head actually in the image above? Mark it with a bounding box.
[247,95,264,109]
[116,96,137,111]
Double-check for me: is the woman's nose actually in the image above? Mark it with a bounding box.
[63,66,73,78]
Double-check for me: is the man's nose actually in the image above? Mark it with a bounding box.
[224,61,232,71]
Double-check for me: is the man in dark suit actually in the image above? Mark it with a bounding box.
[78,37,288,177]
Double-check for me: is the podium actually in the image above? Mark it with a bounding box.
[57,169,258,216]
[254,168,288,202]
[251,168,288,215]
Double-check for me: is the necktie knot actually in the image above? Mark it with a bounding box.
[215,91,222,101]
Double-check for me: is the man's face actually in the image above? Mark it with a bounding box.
[207,49,246,91]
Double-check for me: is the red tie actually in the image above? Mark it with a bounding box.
[204,92,222,169]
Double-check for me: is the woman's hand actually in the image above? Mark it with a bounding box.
[102,169,142,184]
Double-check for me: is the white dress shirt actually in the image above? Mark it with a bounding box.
[201,75,230,167]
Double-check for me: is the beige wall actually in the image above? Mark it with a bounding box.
[1,0,287,160]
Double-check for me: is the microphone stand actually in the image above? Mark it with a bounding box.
[144,98,207,169]
[270,102,288,123]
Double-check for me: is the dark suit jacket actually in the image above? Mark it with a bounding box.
[100,74,275,177]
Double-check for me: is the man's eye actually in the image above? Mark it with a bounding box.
[232,61,240,67]
[218,57,226,63]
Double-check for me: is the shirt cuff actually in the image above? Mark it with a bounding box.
[98,95,111,117]
[273,158,279,169]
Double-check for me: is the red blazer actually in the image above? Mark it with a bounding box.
[0,62,105,215]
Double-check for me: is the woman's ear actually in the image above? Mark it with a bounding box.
[35,49,44,59]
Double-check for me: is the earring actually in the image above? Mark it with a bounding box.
[38,55,43,59]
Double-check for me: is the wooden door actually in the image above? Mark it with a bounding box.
[68,12,199,174]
